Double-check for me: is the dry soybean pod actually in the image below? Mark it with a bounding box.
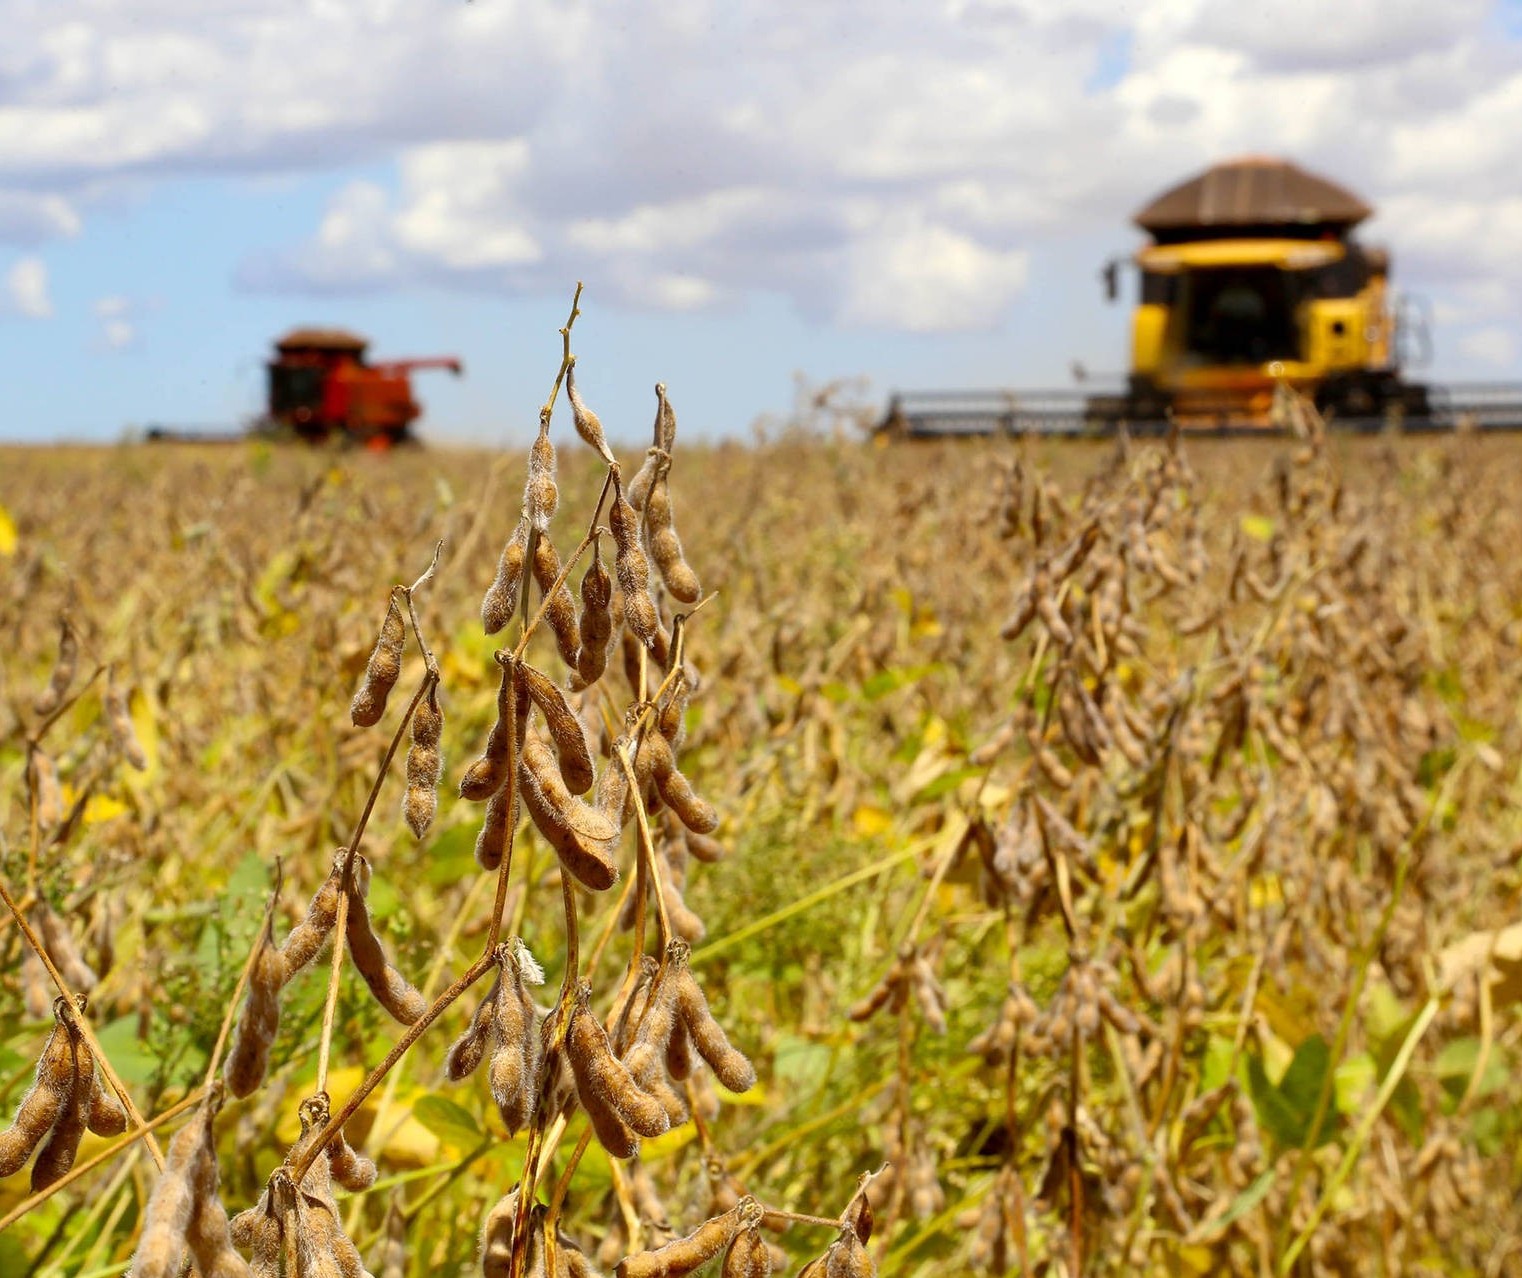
[519,730,620,891]
[475,773,520,873]
[522,663,595,795]
[86,1068,128,1136]
[28,747,63,831]
[280,862,343,982]
[610,484,659,649]
[574,542,614,689]
[350,593,406,728]
[346,856,427,1024]
[823,1230,874,1277]
[34,616,78,716]
[327,1126,377,1192]
[225,927,285,1099]
[526,423,559,533]
[531,532,582,669]
[403,682,445,838]
[481,1187,521,1278]
[615,1199,760,1278]
[460,663,523,801]
[645,475,701,605]
[487,950,540,1134]
[445,967,500,1080]
[567,984,668,1139]
[564,1000,638,1159]
[129,1101,216,1278]
[566,361,616,464]
[482,518,530,636]
[722,1227,772,1278]
[30,1020,92,1190]
[33,899,97,994]
[0,1009,74,1177]
[104,664,148,770]
[675,968,756,1093]
[645,732,718,834]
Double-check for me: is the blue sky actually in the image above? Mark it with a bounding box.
[1,1,1520,445]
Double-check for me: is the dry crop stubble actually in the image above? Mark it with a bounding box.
[4,385,1522,1274]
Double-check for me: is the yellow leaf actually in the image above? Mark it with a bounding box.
[84,795,130,824]
[0,502,15,556]
[1240,514,1275,542]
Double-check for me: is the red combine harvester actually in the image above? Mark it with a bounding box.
[265,328,463,447]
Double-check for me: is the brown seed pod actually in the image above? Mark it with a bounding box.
[225,928,285,1098]
[28,746,63,831]
[129,1100,217,1278]
[566,361,616,465]
[645,478,701,604]
[86,1070,128,1137]
[328,1126,377,1192]
[621,944,686,1085]
[34,616,78,716]
[522,663,595,795]
[280,862,343,982]
[574,545,615,688]
[0,1012,74,1177]
[823,1230,875,1277]
[645,732,718,834]
[611,488,659,648]
[346,856,427,1024]
[480,1187,521,1278]
[531,533,583,669]
[31,1023,92,1190]
[568,984,670,1142]
[403,684,445,838]
[722,1226,771,1278]
[519,730,620,891]
[683,830,726,863]
[461,664,528,801]
[482,519,531,636]
[104,665,148,770]
[475,772,521,872]
[185,1185,250,1278]
[675,967,755,1093]
[526,426,559,533]
[350,594,406,728]
[488,949,542,1135]
[616,1199,762,1278]
[445,969,499,1081]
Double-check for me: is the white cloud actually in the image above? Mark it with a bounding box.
[2,1,1521,338]
[92,294,136,349]
[5,255,52,318]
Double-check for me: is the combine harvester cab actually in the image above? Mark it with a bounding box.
[1112,155,1425,431]
[880,157,1522,438]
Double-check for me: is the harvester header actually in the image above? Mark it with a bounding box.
[881,156,1522,437]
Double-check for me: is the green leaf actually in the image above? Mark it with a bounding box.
[94,1016,162,1089]
[1206,1169,1276,1237]
[412,1093,484,1152]
[1246,1035,1342,1150]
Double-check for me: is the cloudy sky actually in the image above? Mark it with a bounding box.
[2,0,1521,444]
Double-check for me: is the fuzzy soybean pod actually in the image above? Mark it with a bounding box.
[34,617,78,716]
[280,863,343,982]
[610,488,659,648]
[460,664,526,801]
[519,730,620,891]
[722,1227,772,1278]
[615,1200,761,1278]
[480,1188,521,1278]
[31,1023,94,1190]
[645,476,701,604]
[87,1068,128,1137]
[28,747,63,831]
[526,426,558,533]
[129,1103,216,1278]
[823,1231,875,1278]
[482,519,530,636]
[327,1127,377,1193]
[346,856,427,1024]
[403,684,445,838]
[104,665,148,771]
[0,1012,74,1177]
[675,967,756,1093]
[350,595,405,728]
[225,928,285,1098]
[568,983,669,1140]
[574,545,615,689]
[445,968,499,1080]
[645,732,719,834]
[521,663,594,795]
[531,533,582,669]
[564,1011,635,1159]
[33,900,98,994]
[487,953,541,1135]
[566,362,616,464]
[475,773,520,872]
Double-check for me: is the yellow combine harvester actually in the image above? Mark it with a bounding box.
[882,157,1521,436]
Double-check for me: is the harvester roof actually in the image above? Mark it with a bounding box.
[274,327,369,355]
[1134,157,1371,238]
